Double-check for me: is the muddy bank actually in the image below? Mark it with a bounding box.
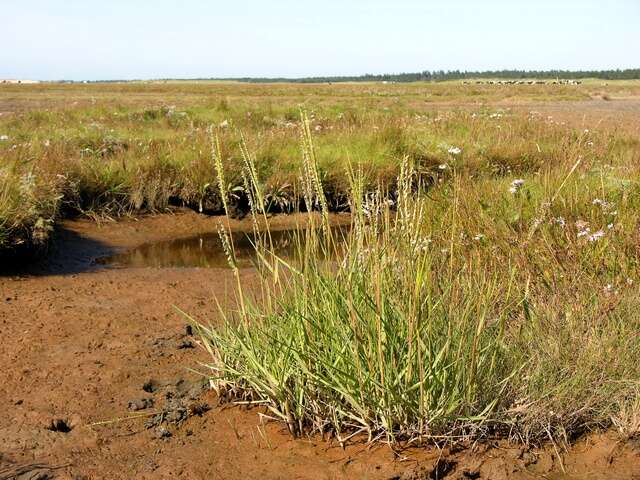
[1,210,639,479]
[3,209,349,276]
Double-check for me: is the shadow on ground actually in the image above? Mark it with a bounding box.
[0,227,116,277]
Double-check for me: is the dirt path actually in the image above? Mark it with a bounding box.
[1,210,639,479]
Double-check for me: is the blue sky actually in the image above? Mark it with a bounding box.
[2,0,638,80]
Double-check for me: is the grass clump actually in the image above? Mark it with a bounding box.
[196,117,640,446]
[0,165,61,253]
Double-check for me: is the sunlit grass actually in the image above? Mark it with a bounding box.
[1,85,630,252]
[2,81,640,446]
[194,111,640,446]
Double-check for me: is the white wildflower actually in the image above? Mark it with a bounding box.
[587,230,605,242]
[447,146,462,156]
[438,163,448,170]
[411,237,432,252]
[473,234,485,241]
[0,135,8,141]
[509,178,525,194]
[577,228,591,238]
[219,119,229,128]
[575,220,589,230]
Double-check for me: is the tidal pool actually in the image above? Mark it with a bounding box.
[98,227,346,268]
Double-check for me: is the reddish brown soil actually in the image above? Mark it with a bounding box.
[1,210,639,479]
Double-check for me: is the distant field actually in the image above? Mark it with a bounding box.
[3,79,640,113]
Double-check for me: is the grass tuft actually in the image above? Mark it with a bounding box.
[196,112,640,445]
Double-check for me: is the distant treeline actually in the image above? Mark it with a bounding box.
[67,69,640,84]
[228,69,640,83]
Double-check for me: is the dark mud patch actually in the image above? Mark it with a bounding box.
[127,378,211,438]
[0,225,115,277]
[128,377,212,439]
[46,419,73,434]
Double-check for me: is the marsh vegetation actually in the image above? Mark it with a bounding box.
[191,109,640,447]
[2,80,640,449]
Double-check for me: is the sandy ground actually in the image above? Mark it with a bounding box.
[1,210,639,479]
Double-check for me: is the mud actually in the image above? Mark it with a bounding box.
[1,209,639,479]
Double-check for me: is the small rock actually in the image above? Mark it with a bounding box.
[128,398,154,411]
[176,339,194,349]
[155,426,172,439]
[187,401,210,417]
[143,379,160,393]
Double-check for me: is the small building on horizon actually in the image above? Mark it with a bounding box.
[0,79,41,84]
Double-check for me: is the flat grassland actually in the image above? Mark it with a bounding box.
[1,80,639,253]
[1,80,640,479]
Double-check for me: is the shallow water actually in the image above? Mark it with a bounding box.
[98,227,340,268]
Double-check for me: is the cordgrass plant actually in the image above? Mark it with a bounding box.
[195,112,640,446]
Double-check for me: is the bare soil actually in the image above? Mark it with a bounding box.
[1,211,639,479]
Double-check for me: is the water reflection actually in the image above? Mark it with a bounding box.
[99,227,343,268]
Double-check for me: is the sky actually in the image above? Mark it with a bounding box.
[2,0,639,81]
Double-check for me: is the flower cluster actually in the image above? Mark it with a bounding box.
[509,179,525,194]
